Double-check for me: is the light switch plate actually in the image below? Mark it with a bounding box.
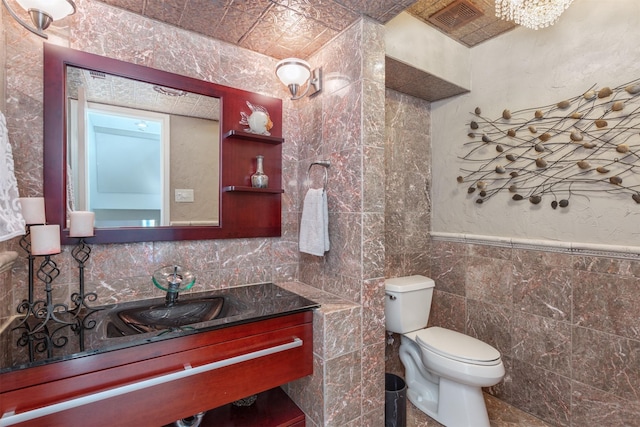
[175,189,194,202]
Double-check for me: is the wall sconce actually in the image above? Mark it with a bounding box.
[275,58,322,100]
[2,0,76,39]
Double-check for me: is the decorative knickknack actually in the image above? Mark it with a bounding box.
[239,101,273,136]
[251,155,269,188]
[458,77,640,209]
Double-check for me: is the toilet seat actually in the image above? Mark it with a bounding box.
[415,327,501,366]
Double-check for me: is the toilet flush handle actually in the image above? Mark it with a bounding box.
[385,293,396,300]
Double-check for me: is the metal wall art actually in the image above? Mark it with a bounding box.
[458,77,640,209]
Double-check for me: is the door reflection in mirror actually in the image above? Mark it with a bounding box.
[68,100,168,227]
[65,65,220,229]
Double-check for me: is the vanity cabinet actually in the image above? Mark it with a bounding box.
[0,311,312,427]
[195,387,305,427]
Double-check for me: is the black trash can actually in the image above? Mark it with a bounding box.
[385,373,407,427]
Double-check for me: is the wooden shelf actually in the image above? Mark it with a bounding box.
[197,387,305,427]
[223,186,284,193]
[224,130,284,144]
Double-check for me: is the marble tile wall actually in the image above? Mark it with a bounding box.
[2,2,388,426]
[291,17,388,427]
[384,89,432,280]
[383,88,640,426]
[428,240,640,426]
[383,88,432,378]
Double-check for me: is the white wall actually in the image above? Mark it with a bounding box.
[385,12,470,89]
[431,0,640,246]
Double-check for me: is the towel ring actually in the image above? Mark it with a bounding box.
[307,160,331,191]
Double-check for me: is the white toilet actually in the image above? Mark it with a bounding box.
[385,275,505,427]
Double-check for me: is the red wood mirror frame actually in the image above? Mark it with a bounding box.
[43,44,283,244]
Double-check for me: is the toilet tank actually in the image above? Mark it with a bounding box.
[385,275,435,334]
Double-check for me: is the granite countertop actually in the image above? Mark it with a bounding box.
[0,282,319,374]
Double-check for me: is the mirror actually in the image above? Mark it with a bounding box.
[44,44,284,244]
[65,66,220,228]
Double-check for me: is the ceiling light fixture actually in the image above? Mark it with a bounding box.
[2,0,76,39]
[153,85,187,97]
[275,58,322,100]
[495,0,574,30]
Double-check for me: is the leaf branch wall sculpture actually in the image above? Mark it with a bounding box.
[458,78,640,209]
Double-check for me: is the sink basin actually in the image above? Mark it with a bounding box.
[105,295,244,338]
[117,297,224,333]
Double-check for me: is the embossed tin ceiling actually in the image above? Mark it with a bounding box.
[407,0,516,47]
[98,0,517,59]
[97,0,415,59]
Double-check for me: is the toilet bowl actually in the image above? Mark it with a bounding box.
[385,276,505,427]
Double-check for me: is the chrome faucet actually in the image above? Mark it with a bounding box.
[153,265,195,307]
[164,266,181,307]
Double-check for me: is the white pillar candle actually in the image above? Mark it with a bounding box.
[30,225,61,256]
[18,197,46,225]
[69,211,95,237]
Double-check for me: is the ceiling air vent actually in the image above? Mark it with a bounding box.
[89,70,106,79]
[428,0,483,32]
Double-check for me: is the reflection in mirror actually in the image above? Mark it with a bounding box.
[65,66,220,229]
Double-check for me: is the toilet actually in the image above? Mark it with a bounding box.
[385,275,504,427]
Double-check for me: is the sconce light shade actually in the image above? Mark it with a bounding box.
[275,58,322,100]
[2,0,76,38]
[276,58,311,86]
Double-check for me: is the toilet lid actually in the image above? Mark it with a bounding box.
[415,327,501,366]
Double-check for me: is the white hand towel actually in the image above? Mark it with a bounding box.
[299,188,329,256]
[0,111,25,242]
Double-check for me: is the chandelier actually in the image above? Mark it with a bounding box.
[495,0,574,30]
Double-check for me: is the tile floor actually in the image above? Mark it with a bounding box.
[406,393,552,427]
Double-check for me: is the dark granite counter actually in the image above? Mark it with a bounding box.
[0,282,319,374]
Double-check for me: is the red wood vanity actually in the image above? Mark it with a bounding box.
[0,311,312,426]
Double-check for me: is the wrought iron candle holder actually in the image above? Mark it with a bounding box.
[70,237,101,348]
[13,232,101,360]
[30,254,74,334]
[15,226,36,323]
[16,320,74,361]
[69,238,97,311]
[13,249,76,361]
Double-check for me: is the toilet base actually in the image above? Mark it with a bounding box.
[399,335,494,427]
[407,376,490,427]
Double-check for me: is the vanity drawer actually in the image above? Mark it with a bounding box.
[0,311,313,427]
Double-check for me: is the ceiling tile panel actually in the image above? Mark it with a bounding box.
[214,5,268,45]
[337,0,416,22]
[407,0,449,17]
[239,4,302,55]
[273,0,359,31]
[277,31,315,52]
[228,0,271,14]
[374,3,415,23]
[175,0,229,39]
[100,0,144,14]
[143,0,187,26]
[288,13,332,41]
[254,3,303,30]
[296,28,339,59]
